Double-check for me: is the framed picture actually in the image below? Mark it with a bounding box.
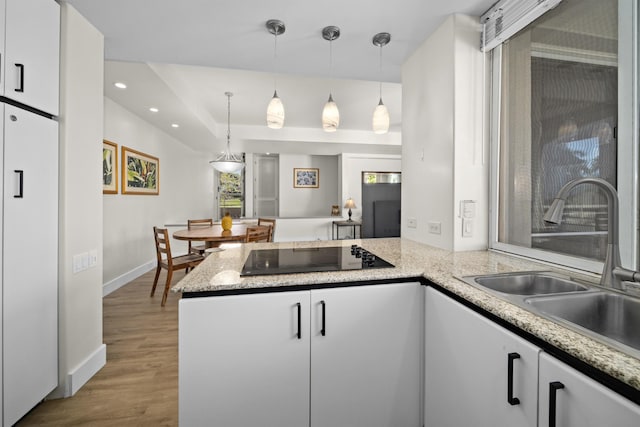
[122,146,159,195]
[103,140,118,194]
[294,168,319,188]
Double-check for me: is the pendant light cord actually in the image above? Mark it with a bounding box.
[273,30,278,91]
[378,43,383,100]
[226,93,231,152]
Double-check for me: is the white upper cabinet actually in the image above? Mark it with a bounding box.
[2,0,60,115]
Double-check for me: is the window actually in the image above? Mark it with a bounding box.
[216,170,245,220]
[489,0,637,270]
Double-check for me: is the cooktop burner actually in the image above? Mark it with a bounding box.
[240,245,394,277]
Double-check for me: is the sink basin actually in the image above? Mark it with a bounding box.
[526,292,640,352]
[464,271,590,296]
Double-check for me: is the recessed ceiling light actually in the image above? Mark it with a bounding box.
[171,123,179,128]
[114,82,127,89]
[149,107,159,113]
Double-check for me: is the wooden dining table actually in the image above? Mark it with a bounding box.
[172,223,268,248]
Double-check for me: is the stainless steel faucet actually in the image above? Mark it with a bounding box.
[543,177,640,290]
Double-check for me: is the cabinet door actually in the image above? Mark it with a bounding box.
[424,287,539,427]
[3,104,58,426]
[310,282,422,427]
[4,0,60,115]
[179,291,311,427]
[539,353,640,427]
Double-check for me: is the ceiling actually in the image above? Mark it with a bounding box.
[64,0,495,155]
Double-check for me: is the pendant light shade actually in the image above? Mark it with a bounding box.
[266,20,285,129]
[322,26,340,132]
[267,90,285,129]
[322,94,340,132]
[372,98,390,134]
[210,92,245,174]
[372,32,391,134]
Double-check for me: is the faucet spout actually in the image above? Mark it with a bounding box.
[543,177,632,290]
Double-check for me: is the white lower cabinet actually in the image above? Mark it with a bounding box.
[425,287,640,427]
[538,353,640,427]
[179,282,422,427]
[424,287,540,427]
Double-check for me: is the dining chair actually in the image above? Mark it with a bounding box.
[187,218,213,255]
[244,226,271,243]
[257,218,276,242]
[152,226,204,307]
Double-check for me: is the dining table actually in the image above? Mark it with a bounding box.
[172,223,268,248]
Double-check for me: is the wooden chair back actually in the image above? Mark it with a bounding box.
[257,218,276,242]
[188,218,213,229]
[187,218,213,254]
[151,226,204,306]
[244,226,271,243]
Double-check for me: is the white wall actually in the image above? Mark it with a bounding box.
[56,3,105,397]
[401,14,488,251]
[103,98,213,290]
[278,154,339,217]
[339,153,402,221]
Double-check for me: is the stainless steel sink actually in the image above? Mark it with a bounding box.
[526,292,640,353]
[462,271,590,296]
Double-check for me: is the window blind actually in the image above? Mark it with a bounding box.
[481,0,563,51]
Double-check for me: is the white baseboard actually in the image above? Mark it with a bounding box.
[48,343,107,399]
[103,260,156,296]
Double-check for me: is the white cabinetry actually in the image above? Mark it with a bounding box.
[179,282,422,427]
[1,103,58,426]
[539,353,640,427]
[424,287,539,427]
[179,291,311,427]
[1,0,60,115]
[310,284,422,427]
[425,287,640,427]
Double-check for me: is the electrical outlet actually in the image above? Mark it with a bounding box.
[407,217,417,228]
[89,249,98,267]
[462,218,473,237]
[428,221,441,234]
[72,254,83,274]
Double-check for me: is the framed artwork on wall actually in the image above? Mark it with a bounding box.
[103,140,118,194]
[122,146,159,195]
[293,168,319,188]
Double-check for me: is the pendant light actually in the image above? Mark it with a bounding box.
[266,19,285,129]
[322,26,340,132]
[372,32,391,134]
[210,92,245,174]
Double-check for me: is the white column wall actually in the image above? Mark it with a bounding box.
[57,3,105,397]
[401,14,488,251]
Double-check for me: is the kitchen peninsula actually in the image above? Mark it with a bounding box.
[174,238,640,426]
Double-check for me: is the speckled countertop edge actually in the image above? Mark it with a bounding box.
[173,237,640,393]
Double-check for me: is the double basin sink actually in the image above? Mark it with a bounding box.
[459,271,640,358]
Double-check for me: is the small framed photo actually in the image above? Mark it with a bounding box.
[103,140,118,194]
[294,168,319,188]
[122,146,159,195]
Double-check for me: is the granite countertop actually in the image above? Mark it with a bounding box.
[173,237,640,394]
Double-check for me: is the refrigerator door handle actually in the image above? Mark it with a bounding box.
[14,170,24,198]
[15,63,24,92]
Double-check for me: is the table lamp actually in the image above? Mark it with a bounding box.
[344,198,357,222]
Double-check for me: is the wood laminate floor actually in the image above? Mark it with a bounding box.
[18,269,184,426]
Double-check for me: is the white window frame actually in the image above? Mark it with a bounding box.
[488,0,639,272]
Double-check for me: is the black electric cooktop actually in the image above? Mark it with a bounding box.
[240,245,394,277]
